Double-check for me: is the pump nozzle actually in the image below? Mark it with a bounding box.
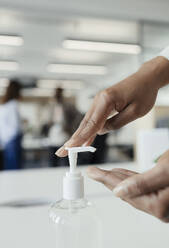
[65,146,96,173]
[63,146,96,200]
[65,146,96,153]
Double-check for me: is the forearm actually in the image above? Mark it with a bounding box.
[107,56,169,100]
[139,56,169,90]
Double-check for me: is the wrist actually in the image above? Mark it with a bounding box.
[140,56,169,89]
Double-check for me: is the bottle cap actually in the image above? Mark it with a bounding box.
[63,146,96,200]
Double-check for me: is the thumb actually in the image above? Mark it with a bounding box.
[113,165,169,198]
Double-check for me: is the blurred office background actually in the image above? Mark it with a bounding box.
[0,0,169,170]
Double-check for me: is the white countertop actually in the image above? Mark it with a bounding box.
[0,163,169,248]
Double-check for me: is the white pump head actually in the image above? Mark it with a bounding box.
[63,146,96,200]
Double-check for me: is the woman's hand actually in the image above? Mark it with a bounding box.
[87,149,169,222]
[56,56,169,157]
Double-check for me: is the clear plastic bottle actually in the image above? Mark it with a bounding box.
[49,146,102,248]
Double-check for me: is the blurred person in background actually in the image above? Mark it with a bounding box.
[0,79,22,170]
[48,87,108,166]
[50,88,83,138]
[48,88,84,166]
[47,87,108,166]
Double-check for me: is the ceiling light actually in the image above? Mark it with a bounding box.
[0,61,19,71]
[47,64,107,75]
[37,79,84,90]
[63,39,141,55]
[49,49,107,64]
[0,35,23,46]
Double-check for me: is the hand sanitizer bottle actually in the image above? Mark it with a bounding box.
[49,146,102,248]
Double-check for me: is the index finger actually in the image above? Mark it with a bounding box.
[56,91,113,157]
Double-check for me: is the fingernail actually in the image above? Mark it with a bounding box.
[87,167,103,180]
[113,183,129,197]
[55,146,65,156]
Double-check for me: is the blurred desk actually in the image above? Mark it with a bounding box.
[0,163,169,248]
